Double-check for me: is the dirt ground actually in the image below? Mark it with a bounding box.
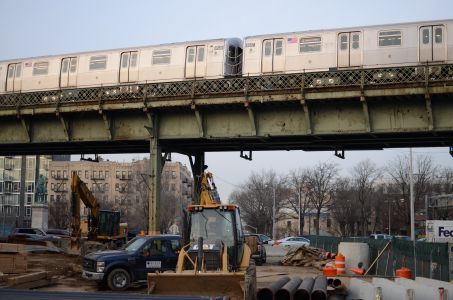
[26,252,321,294]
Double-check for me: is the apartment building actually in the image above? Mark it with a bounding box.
[47,158,193,232]
[0,155,69,236]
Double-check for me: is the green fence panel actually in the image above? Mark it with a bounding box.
[305,235,450,281]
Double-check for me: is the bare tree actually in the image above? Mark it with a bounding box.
[350,159,380,235]
[285,168,310,234]
[305,162,339,235]
[331,178,358,237]
[386,154,434,235]
[230,170,287,237]
[48,197,71,229]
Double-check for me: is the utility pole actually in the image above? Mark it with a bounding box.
[409,148,415,241]
[272,186,277,240]
[298,184,302,236]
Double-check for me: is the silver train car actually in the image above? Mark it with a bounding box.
[0,38,242,94]
[243,19,453,75]
[0,19,452,95]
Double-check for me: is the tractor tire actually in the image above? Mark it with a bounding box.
[244,259,257,300]
[107,268,131,291]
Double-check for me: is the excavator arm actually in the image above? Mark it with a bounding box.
[71,171,100,242]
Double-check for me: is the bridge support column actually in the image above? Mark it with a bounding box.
[148,137,162,234]
[188,152,205,205]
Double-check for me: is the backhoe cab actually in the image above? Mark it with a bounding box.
[147,171,256,300]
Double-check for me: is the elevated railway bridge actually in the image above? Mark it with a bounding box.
[1,63,453,231]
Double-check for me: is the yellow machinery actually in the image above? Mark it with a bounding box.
[70,171,126,251]
[147,171,256,300]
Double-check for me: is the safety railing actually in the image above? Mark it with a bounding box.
[1,63,453,109]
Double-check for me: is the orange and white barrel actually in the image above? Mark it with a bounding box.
[335,253,346,275]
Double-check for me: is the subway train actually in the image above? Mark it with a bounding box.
[0,19,452,95]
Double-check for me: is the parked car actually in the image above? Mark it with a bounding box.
[46,229,70,238]
[273,236,310,247]
[369,234,392,240]
[8,228,61,243]
[82,234,181,291]
[257,234,274,245]
[244,234,266,265]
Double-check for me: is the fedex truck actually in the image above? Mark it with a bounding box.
[426,220,453,243]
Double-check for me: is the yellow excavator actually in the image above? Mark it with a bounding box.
[70,171,127,253]
[147,170,256,300]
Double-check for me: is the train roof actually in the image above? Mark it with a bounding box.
[244,19,453,39]
[0,37,241,64]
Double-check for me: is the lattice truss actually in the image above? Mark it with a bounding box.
[1,64,453,108]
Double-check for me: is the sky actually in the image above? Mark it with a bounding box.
[1,0,453,199]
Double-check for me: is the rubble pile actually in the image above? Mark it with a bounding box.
[281,245,333,270]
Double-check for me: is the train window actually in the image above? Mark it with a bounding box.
[340,35,348,50]
[89,55,107,70]
[197,48,205,62]
[62,60,69,73]
[7,65,14,78]
[130,53,138,67]
[264,41,272,56]
[352,34,360,49]
[275,40,283,56]
[15,64,21,77]
[422,29,430,44]
[435,28,443,44]
[121,53,129,68]
[70,58,77,73]
[32,62,49,76]
[378,30,402,46]
[299,37,321,53]
[153,49,171,65]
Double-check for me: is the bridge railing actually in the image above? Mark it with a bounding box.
[1,64,453,109]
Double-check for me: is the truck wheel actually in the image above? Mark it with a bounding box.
[107,268,130,291]
[244,260,257,300]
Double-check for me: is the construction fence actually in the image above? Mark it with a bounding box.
[306,235,450,281]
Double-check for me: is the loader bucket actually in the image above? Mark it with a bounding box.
[148,272,246,300]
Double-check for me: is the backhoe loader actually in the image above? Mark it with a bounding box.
[147,170,256,300]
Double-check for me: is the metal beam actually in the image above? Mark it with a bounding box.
[425,93,434,131]
[245,102,257,136]
[101,112,112,140]
[360,95,371,132]
[300,99,312,134]
[58,114,70,141]
[18,117,31,142]
[192,106,204,137]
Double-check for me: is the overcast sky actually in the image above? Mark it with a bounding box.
[1,0,453,198]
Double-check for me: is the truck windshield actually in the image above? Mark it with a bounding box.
[190,209,234,246]
[123,237,147,251]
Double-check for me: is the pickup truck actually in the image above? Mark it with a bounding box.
[82,234,181,290]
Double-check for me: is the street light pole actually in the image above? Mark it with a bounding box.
[409,148,415,241]
[272,186,276,240]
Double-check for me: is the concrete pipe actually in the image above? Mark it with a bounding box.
[294,277,314,300]
[311,276,328,300]
[275,277,303,300]
[257,276,290,300]
[332,278,346,290]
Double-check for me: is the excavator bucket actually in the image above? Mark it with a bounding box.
[147,272,247,300]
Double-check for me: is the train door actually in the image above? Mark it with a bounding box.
[419,25,446,62]
[60,57,78,88]
[6,63,22,92]
[337,32,362,68]
[119,51,139,83]
[261,38,285,73]
[185,46,206,79]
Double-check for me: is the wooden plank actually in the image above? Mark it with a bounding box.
[0,253,27,274]
[10,277,56,289]
[0,243,26,253]
[7,271,47,286]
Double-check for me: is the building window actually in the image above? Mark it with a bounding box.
[152,49,171,65]
[50,195,54,202]
[115,183,119,191]
[26,182,34,193]
[287,220,292,228]
[99,171,103,179]
[105,171,109,179]
[63,170,67,179]
[122,171,126,180]
[128,171,132,179]
[25,206,32,217]
[13,182,20,193]
[51,183,55,191]
[85,170,89,179]
[116,171,120,179]
[57,170,61,178]
[299,37,321,53]
[93,171,97,178]
[171,171,176,179]
[378,30,402,46]
[104,183,109,191]
[32,61,49,75]
[26,194,33,205]
[89,55,107,70]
